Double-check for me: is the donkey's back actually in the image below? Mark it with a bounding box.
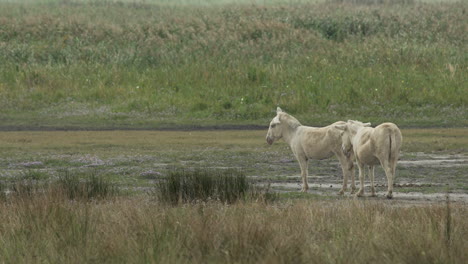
[294,121,346,160]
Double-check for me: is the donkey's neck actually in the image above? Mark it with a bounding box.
[282,125,301,146]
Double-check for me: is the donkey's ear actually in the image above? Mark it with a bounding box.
[334,124,347,131]
[363,122,371,127]
[276,107,283,113]
[272,115,281,124]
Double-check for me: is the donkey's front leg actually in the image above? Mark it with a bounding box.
[336,152,355,195]
[297,157,309,192]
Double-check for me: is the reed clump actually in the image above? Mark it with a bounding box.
[156,168,278,204]
[4,170,119,202]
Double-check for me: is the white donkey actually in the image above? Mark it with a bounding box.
[335,120,402,199]
[266,107,355,193]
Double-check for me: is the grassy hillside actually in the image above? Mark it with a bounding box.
[0,0,466,128]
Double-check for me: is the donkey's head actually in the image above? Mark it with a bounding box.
[266,107,285,145]
[344,120,372,136]
[334,120,371,156]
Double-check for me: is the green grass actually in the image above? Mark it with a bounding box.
[403,128,468,153]
[278,191,334,200]
[0,0,466,129]
[18,169,50,183]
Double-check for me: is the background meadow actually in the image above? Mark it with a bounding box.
[0,0,466,129]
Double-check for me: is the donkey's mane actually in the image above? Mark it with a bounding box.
[280,112,302,129]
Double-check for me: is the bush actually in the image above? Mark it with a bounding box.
[9,178,44,198]
[156,168,277,205]
[0,180,7,201]
[3,170,118,201]
[56,170,119,201]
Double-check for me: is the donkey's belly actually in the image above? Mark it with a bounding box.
[306,151,334,160]
[358,153,380,165]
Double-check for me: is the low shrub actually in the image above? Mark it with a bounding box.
[3,170,118,201]
[156,168,277,204]
[56,170,119,201]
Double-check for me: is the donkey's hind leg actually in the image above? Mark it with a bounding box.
[368,166,376,197]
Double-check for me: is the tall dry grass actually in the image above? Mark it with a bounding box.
[0,188,466,263]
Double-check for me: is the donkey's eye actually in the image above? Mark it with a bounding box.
[271,124,276,128]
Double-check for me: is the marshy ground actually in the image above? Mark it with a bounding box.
[1,127,467,263]
[1,128,466,205]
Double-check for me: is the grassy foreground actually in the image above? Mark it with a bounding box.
[0,128,467,262]
[0,0,467,128]
[1,191,467,263]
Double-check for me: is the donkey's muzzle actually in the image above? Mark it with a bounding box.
[266,137,274,145]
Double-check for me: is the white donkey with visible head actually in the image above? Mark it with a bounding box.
[334,120,402,199]
[266,107,355,193]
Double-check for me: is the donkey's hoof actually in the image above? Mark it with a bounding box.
[355,189,364,197]
[386,193,393,199]
[338,189,345,195]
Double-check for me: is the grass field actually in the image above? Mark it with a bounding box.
[0,128,467,263]
[1,195,466,263]
[0,127,467,262]
[0,0,466,129]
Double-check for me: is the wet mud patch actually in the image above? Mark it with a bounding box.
[258,152,468,204]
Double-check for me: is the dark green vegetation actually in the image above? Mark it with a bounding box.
[1,0,466,129]
[2,169,118,200]
[156,168,278,204]
[55,169,119,200]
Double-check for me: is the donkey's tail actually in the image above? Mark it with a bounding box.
[387,127,401,164]
[388,133,395,162]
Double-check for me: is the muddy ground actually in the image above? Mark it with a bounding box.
[253,151,468,204]
[0,130,466,205]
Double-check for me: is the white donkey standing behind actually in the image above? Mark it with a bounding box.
[266,107,355,193]
[335,120,402,199]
